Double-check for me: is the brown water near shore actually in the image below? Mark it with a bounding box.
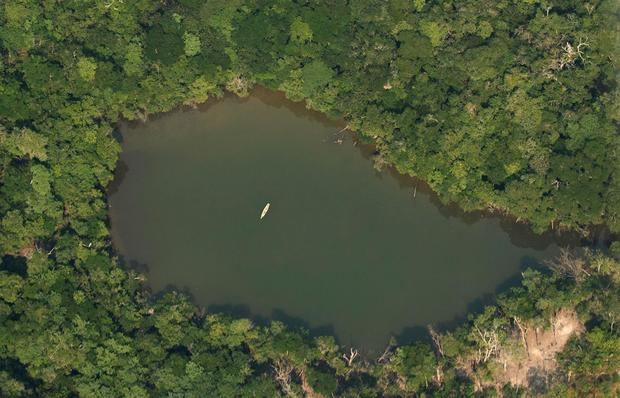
[109,88,576,352]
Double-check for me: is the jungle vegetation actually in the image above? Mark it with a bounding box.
[0,0,618,396]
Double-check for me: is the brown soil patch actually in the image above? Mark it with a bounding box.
[491,309,584,390]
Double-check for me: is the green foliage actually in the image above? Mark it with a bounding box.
[29,164,50,197]
[389,343,437,393]
[144,19,185,65]
[2,129,47,161]
[559,328,620,394]
[413,0,426,12]
[0,1,38,52]
[290,17,313,44]
[302,60,333,96]
[0,0,617,396]
[306,367,338,396]
[0,271,23,303]
[420,20,450,47]
[123,41,144,77]
[77,57,97,82]
[183,32,201,57]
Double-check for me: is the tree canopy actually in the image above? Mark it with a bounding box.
[0,0,618,396]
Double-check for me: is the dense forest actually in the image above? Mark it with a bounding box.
[0,0,618,396]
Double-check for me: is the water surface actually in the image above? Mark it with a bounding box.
[109,89,562,352]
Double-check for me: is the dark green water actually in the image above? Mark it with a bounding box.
[109,89,562,352]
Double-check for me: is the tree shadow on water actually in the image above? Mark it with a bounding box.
[115,254,338,341]
[111,128,124,144]
[354,147,588,251]
[156,283,200,305]
[271,308,336,337]
[116,254,151,275]
[249,86,344,129]
[394,254,548,348]
[106,159,129,197]
[115,252,558,357]
[206,303,336,339]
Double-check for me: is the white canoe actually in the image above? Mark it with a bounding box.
[260,203,271,219]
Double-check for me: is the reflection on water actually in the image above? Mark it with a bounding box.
[108,88,580,353]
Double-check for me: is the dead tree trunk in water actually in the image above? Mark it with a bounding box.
[377,343,394,363]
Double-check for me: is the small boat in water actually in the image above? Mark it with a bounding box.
[260,203,271,219]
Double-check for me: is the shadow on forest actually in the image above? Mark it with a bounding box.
[0,255,28,277]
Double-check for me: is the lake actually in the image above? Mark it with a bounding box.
[108,88,565,352]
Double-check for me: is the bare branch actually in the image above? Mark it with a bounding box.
[546,249,590,281]
[272,358,296,396]
[513,316,529,358]
[343,347,359,367]
[377,342,394,363]
[428,326,445,358]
